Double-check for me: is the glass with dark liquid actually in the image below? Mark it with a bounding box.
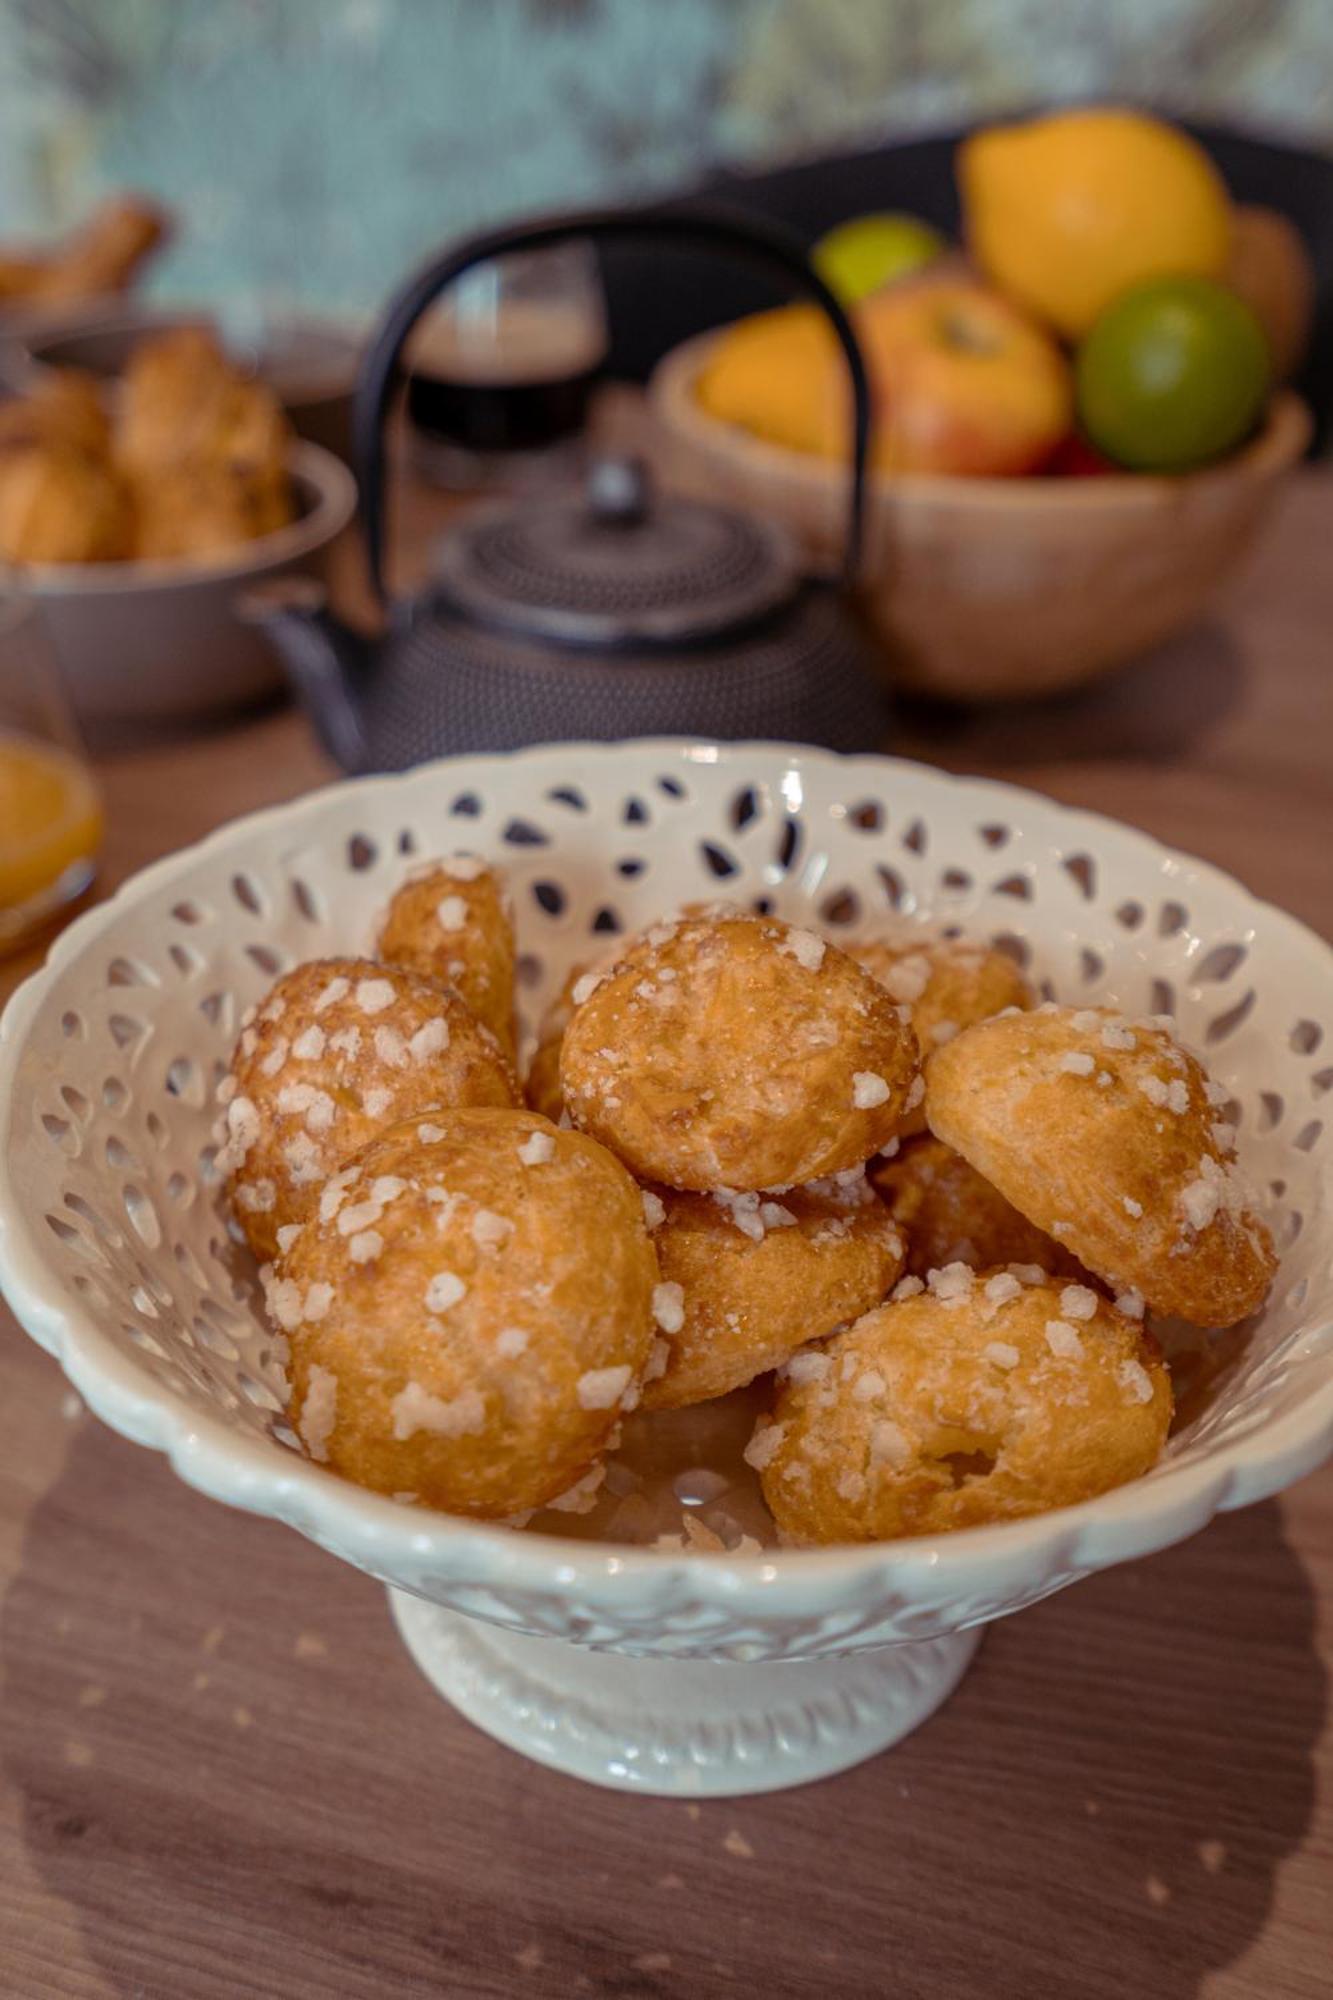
[406,243,608,487]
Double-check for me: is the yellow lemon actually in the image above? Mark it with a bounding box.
[959,108,1233,339]
[813,212,946,304]
[0,732,102,912]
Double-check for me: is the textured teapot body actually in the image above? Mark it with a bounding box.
[265,585,888,774]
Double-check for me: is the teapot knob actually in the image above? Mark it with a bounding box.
[586,455,651,527]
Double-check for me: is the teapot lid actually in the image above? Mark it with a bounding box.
[430,456,802,648]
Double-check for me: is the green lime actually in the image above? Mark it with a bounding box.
[1076,276,1271,471]
[813,212,947,304]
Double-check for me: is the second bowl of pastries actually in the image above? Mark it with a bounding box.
[0,326,355,729]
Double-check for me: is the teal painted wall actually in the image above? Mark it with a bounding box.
[2,0,1330,322]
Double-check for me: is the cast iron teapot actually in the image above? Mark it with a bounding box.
[251,204,887,773]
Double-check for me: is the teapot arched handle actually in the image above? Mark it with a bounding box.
[352,202,873,608]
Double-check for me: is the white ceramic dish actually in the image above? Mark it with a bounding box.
[18,441,357,733]
[0,742,1329,1796]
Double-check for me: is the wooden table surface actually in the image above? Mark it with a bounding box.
[2,454,1331,2000]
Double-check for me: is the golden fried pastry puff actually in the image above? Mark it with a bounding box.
[217,957,519,1263]
[115,327,237,469]
[754,1265,1171,1543]
[119,324,289,468]
[561,912,920,1192]
[0,370,112,461]
[639,1172,906,1412]
[0,197,168,306]
[871,1135,1082,1279]
[528,912,741,1123]
[851,926,1034,1134]
[128,461,264,561]
[21,195,169,305]
[0,252,48,304]
[114,326,294,555]
[377,857,517,1056]
[0,444,132,563]
[279,1108,657,1516]
[211,375,291,485]
[524,962,592,1123]
[926,1004,1276,1326]
[118,329,217,464]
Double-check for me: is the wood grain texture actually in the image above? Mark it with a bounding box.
[651,335,1313,700]
[1,432,1330,2000]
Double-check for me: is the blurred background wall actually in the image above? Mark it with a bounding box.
[1,0,1331,322]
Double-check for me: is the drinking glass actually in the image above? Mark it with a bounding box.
[406,242,609,489]
[0,589,102,954]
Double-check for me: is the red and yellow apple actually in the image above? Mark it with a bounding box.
[857,276,1073,474]
[695,279,1073,477]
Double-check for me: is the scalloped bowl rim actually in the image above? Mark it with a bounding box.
[12,440,357,596]
[1,741,1330,1614]
[650,329,1313,513]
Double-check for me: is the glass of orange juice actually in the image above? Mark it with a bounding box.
[0,589,103,954]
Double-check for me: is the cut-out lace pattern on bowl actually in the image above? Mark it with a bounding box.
[1,745,1329,1658]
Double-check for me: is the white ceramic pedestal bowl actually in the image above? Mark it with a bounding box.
[1,743,1330,1797]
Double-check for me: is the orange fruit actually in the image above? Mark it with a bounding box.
[959,108,1232,339]
[694,304,841,457]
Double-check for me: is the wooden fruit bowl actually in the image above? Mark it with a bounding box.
[649,329,1312,703]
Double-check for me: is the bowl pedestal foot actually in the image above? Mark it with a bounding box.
[389,1589,980,1796]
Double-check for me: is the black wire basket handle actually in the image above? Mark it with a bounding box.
[352,201,874,607]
